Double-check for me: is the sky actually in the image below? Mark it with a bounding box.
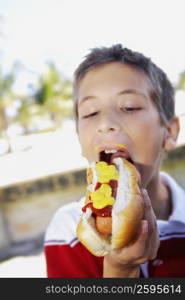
[0,0,185,121]
[0,0,185,80]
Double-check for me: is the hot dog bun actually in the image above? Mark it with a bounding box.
[76,158,144,256]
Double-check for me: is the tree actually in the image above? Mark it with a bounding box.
[34,62,73,129]
[176,71,185,90]
[0,60,26,154]
[13,94,41,134]
[0,66,15,136]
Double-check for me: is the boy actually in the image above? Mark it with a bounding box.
[44,44,185,277]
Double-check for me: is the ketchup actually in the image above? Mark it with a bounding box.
[95,182,101,190]
[82,202,112,217]
[109,179,118,198]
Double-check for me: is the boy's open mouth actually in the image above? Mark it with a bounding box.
[99,149,134,165]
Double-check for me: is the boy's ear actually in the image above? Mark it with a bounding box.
[163,117,180,151]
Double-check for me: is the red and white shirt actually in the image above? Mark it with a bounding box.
[44,172,185,277]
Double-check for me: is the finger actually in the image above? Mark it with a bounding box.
[134,220,159,264]
[131,220,150,264]
[110,220,149,266]
[148,231,160,260]
[142,189,152,215]
[132,220,148,253]
[141,190,160,259]
[142,189,157,230]
[134,219,148,242]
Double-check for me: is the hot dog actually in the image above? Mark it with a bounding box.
[76,155,144,257]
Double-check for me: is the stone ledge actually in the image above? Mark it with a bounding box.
[0,234,44,262]
[0,168,86,202]
[0,168,86,260]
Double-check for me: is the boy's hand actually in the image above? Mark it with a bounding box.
[103,189,160,278]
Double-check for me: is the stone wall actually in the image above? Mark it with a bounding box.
[0,169,86,261]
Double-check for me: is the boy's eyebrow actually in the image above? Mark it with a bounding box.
[78,95,98,106]
[79,88,148,106]
[118,89,148,100]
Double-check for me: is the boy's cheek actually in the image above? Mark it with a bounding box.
[77,134,91,161]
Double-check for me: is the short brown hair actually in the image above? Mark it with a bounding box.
[73,44,175,127]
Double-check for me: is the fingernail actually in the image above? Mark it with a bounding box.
[141,189,147,196]
[142,220,148,233]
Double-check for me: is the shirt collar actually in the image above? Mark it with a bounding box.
[160,171,185,224]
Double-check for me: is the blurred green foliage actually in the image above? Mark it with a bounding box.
[0,63,18,135]
[34,62,73,128]
[0,60,73,140]
[177,71,185,90]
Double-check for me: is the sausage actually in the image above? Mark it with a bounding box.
[95,216,112,235]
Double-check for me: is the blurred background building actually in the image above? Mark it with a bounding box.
[0,0,185,277]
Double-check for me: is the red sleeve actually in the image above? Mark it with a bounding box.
[44,241,104,278]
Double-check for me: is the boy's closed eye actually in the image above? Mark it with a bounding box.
[120,107,143,113]
[82,111,98,119]
[81,107,143,119]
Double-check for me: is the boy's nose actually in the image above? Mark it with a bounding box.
[96,113,121,134]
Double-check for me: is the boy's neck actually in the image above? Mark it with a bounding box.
[147,175,172,221]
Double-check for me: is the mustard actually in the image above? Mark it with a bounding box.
[95,161,119,183]
[90,183,115,209]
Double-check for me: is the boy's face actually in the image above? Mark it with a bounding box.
[76,62,166,187]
